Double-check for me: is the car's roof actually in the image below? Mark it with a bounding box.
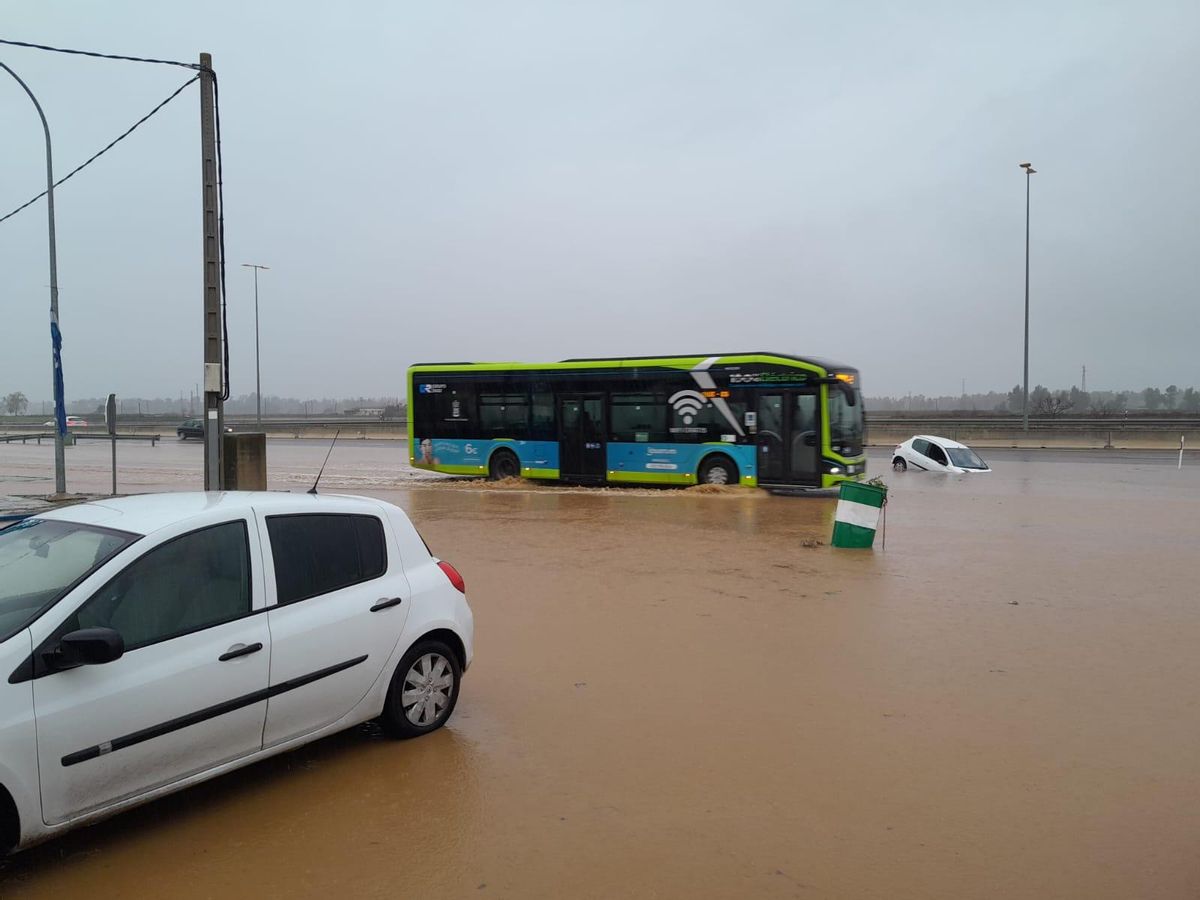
[914,434,972,449]
[36,492,383,537]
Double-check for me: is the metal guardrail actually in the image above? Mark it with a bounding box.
[0,432,160,445]
[867,416,1200,428]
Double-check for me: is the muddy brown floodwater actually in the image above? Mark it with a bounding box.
[2,442,1199,898]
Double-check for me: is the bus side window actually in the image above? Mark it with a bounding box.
[530,390,555,440]
[437,385,474,437]
[611,393,665,443]
[480,392,529,439]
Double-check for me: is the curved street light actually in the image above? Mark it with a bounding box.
[1,60,67,494]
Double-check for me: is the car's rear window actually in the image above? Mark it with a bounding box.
[266,513,386,605]
[0,519,137,643]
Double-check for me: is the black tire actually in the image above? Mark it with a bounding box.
[488,449,520,480]
[892,457,907,472]
[381,640,462,739]
[698,454,738,486]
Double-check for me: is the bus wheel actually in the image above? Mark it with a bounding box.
[698,455,738,486]
[489,449,520,480]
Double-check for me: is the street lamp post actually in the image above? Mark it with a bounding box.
[241,263,269,428]
[1020,162,1036,432]
[1,61,67,494]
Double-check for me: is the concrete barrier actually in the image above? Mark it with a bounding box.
[3,422,1193,451]
[868,425,1199,451]
[222,433,268,490]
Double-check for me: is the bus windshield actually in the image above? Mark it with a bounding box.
[827,388,864,457]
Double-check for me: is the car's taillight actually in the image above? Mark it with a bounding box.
[438,560,465,594]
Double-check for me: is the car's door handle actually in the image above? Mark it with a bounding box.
[370,596,404,612]
[219,642,263,662]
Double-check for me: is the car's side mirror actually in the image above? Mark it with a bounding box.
[51,627,125,670]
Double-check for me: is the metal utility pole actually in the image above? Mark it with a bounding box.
[1020,162,1036,432]
[241,263,269,428]
[200,53,224,489]
[1,61,67,495]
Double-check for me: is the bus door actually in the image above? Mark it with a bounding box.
[559,395,606,482]
[756,391,820,486]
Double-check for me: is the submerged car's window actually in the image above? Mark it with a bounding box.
[947,448,987,469]
[926,443,949,465]
[912,438,930,455]
[0,519,136,643]
[827,388,864,456]
[267,513,386,605]
[68,521,250,651]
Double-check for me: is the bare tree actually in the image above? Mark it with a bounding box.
[4,392,28,415]
[1032,389,1073,417]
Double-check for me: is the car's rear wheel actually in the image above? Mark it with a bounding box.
[892,457,907,472]
[488,449,520,480]
[381,640,462,739]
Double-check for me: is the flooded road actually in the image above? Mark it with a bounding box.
[2,441,1199,898]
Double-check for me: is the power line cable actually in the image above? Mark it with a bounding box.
[0,38,198,70]
[0,37,234,406]
[0,74,199,225]
[211,68,231,400]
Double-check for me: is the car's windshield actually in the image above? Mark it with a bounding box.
[0,519,137,643]
[946,447,988,469]
[827,387,864,456]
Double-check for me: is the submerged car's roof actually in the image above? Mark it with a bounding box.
[36,492,381,537]
[914,434,973,450]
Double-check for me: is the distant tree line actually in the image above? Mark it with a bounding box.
[868,384,1200,415]
[9,384,1198,419]
[2,392,405,418]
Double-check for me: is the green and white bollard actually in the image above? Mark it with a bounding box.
[831,481,887,549]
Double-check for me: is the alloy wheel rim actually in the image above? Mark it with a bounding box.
[402,653,454,726]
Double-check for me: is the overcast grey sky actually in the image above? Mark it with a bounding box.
[2,1,1197,402]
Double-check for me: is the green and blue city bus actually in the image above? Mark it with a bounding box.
[407,352,865,489]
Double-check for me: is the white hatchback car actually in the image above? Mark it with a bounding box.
[892,435,991,474]
[0,492,473,851]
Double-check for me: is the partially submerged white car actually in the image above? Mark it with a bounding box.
[0,491,473,851]
[892,435,991,474]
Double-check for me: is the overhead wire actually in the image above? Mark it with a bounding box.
[0,38,198,70]
[1,37,234,402]
[0,74,199,225]
[209,66,231,401]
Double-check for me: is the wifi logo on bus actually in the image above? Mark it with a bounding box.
[669,389,708,424]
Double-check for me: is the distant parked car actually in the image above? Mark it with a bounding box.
[0,491,473,851]
[892,435,991,474]
[177,419,233,440]
[43,416,88,429]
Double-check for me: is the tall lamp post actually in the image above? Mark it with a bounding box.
[241,263,269,427]
[1,61,67,494]
[1020,162,1036,432]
